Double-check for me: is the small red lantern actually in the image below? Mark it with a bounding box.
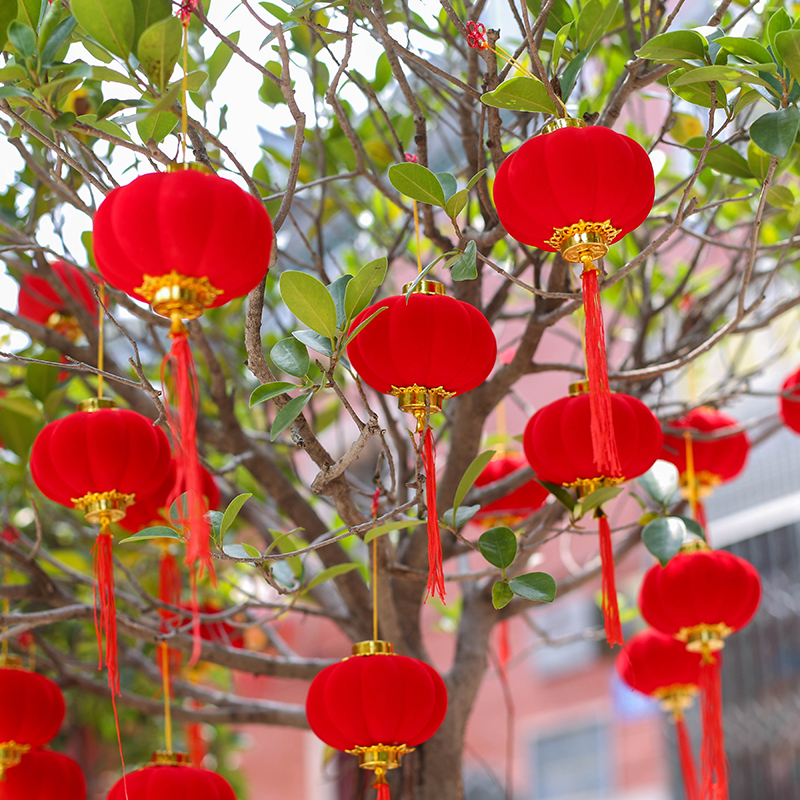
[660,407,749,531]
[639,541,761,799]
[29,401,172,693]
[93,167,274,576]
[616,629,703,800]
[778,367,800,433]
[473,453,548,526]
[523,388,662,646]
[347,281,497,601]
[494,119,654,478]
[106,752,236,800]
[16,260,97,341]
[306,640,447,799]
[0,658,66,777]
[3,749,86,800]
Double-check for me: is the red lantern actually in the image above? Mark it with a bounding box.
[347,281,497,601]
[16,260,97,341]
[639,541,761,799]
[0,658,65,777]
[29,402,172,693]
[473,453,548,526]
[523,389,662,646]
[306,640,447,799]
[106,752,236,800]
[616,629,703,800]
[778,367,800,433]
[494,119,654,481]
[3,749,86,800]
[92,167,274,577]
[660,407,749,531]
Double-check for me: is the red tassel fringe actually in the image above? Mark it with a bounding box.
[187,698,206,767]
[158,549,183,679]
[376,783,391,800]
[675,715,700,800]
[597,512,623,647]
[422,429,445,603]
[581,268,620,478]
[93,530,119,694]
[700,656,728,800]
[497,619,510,674]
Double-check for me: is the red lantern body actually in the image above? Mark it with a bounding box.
[523,392,662,487]
[779,367,800,433]
[93,169,273,310]
[473,453,548,524]
[4,749,86,800]
[106,755,236,800]
[493,123,654,253]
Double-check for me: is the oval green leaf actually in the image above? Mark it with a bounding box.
[635,30,708,61]
[137,15,181,90]
[388,162,446,207]
[271,337,310,378]
[509,572,557,603]
[292,329,334,357]
[304,562,361,593]
[449,240,478,281]
[250,380,297,407]
[71,0,135,59]
[715,36,772,65]
[280,271,338,340]
[642,516,687,566]
[7,21,35,57]
[576,0,619,51]
[637,460,680,506]
[492,580,514,609]
[363,518,424,544]
[119,525,182,543]
[684,136,753,179]
[25,349,61,402]
[270,391,312,441]
[220,492,253,537]
[478,526,518,570]
[453,449,496,513]
[480,76,557,114]
[750,106,800,160]
[344,257,387,321]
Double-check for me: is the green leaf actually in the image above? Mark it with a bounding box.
[402,253,449,298]
[270,337,310,378]
[684,136,753,179]
[560,48,590,99]
[747,139,773,181]
[136,107,177,143]
[137,16,181,90]
[453,449,496,514]
[270,392,312,441]
[574,485,623,517]
[551,21,572,72]
[166,69,207,92]
[250,380,297,407]
[25,349,60,402]
[342,306,387,349]
[675,515,705,540]
[292,329,334,357]
[220,492,253,537]
[71,0,135,59]
[388,162,446,207]
[0,0,18,51]
[76,113,132,142]
[668,68,727,109]
[15,0,39,30]
[344,257,387,321]
[43,386,68,419]
[768,9,792,63]
[304,562,360,592]
[0,65,27,81]
[119,526,182,543]
[208,510,223,545]
[40,15,77,66]
[442,504,480,528]
[669,65,776,90]
[478,526,518,570]
[448,240,477,281]
[465,169,487,192]
[0,395,43,459]
[0,85,34,98]
[750,106,800,160]
[51,111,76,130]
[363,518,425,543]
[774,30,800,84]
[576,0,619,51]
[635,30,708,61]
[715,36,772,64]
[767,184,794,210]
[637,460,680,505]
[7,21,35,57]
[642,516,687,566]
[222,542,262,559]
[327,274,352,329]
[132,0,171,57]
[444,188,468,221]
[206,30,238,88]
[509,572,557,603]
[280,271,338,341]
[435,171,457,202]
[538,479,575,512]
[480,76,556,114]
[492,580,514,609]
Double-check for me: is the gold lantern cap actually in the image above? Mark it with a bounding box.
[77,396,117,413]
[150,751,191,767]
[539,117,586,136]
[351,640,394,656]
[401,279,446,297]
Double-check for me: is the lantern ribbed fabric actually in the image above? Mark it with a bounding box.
[473,453,548,524]
[106,761,236,800]
[524,392,662,647]
[347,286,496,602]
[3,749,86,800]
[778,367,800,433]
[640,545,761,800]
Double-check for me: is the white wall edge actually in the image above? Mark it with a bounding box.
[708,490,800,547]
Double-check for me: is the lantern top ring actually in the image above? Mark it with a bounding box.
[0,654,25,670]
[150,751,191,767]
[677,538,711,555]
[538,117,586,136]
[351,639,394,657]
[77,397,117,413]
[401,279,446,297]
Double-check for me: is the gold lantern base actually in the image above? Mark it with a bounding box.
[545,220,621,263]
[71,490,135,524]
[347,744,413,774]
[46,312,82,342]
[150,751,191,767]
[390,384,456,432]
[0,741,31,780]
[653,684,698,716]
[135,271,222,322]
[677,622,733,657]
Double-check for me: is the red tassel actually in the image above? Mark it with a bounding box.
[158,549,183,679]
[497,620,510,674]
[596,512,623,647]
[696,501,708,539]
[93,529,119,694]
[372,772,391,800]
[581,267,620,478]
[700,655,728,800]
[186,698,206,767]
[422,429,445,603]
[675,715,700,800]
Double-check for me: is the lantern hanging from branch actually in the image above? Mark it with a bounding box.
[639,540,761,800]
[306,640,448,799]
[659,407,749,531]
[616,629,704,800]
[0,657,66,778]
[92,166,274,578]
[29,401,172,694]
[523,387,662,645]
[494,120,654,478]
[3,748,87,800]
[347,281,496,601]
[473,452,548,528]
[778,366,800,433]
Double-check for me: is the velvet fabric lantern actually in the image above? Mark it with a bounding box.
[29,402,172,694]
[347,281,497,601]
[16,260,97,341]
[494,119,655,480]
[473,453,548,526]
[778,367,800,433]
[306,640,447,799]
[523,388,662,646]
[106,752,236,800]
[639,541,761,800]
[660,407,749,531]
[0,658,66,777]
[3,749,86,799]
[93,167,274,577]
[616,629,703,800]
